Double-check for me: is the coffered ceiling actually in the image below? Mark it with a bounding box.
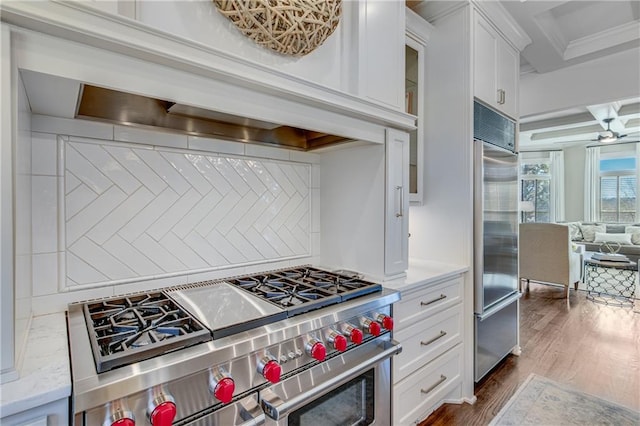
[410,1,640,150]
[502,0,640,150]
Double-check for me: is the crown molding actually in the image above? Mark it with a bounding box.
[472,0,532,51]
[406,7,434,45]
[565,21,640,61]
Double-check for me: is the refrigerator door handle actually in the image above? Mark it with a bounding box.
[477,292,521,322]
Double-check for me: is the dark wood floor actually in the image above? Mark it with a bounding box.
[419,283,640,426]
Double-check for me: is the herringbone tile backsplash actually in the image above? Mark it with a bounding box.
[64,139,311,287]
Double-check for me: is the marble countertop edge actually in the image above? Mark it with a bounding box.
[0,312,71,418]
[383,258,469,292]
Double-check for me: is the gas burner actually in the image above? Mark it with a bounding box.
[226,267,382,316]
[82,292,211,373]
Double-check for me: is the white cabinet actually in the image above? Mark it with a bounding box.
[358,0,405,109]
[406,8,433,205]
[473,12,519,119]
[392,275,464,424]
[0,398,69,426]
[385,128,409,277]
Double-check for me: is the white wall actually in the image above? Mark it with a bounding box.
[320,143,386,280]
[25,116,322,314]
[409,6,473,266]
[537,143,638,222]
[563,145,586,221]
[520,48,640,117]
[14,72,32,367]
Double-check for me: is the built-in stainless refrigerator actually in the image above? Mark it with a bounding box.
[473,102,520,382]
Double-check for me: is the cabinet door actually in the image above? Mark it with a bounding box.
[358,0,405,109]
[474,12,519,119]
[497,38,519,119]
[385,128,409,277]
[473,15,498,109]
[406,8,431,205]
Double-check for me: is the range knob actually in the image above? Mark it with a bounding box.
[305,338,326,361]
[326,330,348,352]
[342,323,364,345]
[209,368,235,404]
[376,313,394,331]
[147,386,176,426]
[105,399,135,426]
[258,356,282,384]
[111,420,135,426]
[362,317,381,336]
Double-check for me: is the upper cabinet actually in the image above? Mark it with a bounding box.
[405,8,432,205]
[473,11,520,120]
[358,0,406,109]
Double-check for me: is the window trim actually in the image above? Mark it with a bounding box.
[520,158,551,223]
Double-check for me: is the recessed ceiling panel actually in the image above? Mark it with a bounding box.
[549,1,634,41]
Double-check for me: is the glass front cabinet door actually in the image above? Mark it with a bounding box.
[405,8,431,204]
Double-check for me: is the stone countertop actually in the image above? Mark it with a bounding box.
[383,258,469,293]
[0,312,71,418]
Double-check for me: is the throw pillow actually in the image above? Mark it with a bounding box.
[625,226,640,245]
[593,232,632,245]
[579,224,606,242]
[605,224,626,234]
[565,222,583,240]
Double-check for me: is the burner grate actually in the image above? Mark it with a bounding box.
[83,292,211,373]
[226,267,381,316]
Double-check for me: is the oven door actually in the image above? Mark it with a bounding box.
[260,339,401,426]
[181,394,265,426]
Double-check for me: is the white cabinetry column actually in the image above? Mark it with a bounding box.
[0,23,17,384]
[385,128,409,278]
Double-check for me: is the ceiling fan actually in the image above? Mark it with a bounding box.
[593,118,627,143]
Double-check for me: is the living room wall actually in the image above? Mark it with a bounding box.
[537,143,638,222]
[519,46,640,223]
[564,146,585,221]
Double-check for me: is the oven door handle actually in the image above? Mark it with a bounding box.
[260,339,402,421]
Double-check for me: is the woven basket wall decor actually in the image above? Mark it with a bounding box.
[214,0,342,56]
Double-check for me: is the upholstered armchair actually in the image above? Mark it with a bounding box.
[519,223,583,298]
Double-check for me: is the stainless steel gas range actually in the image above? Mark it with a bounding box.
[67,266,401,426]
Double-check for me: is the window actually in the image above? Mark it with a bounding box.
[520,161,550,223]
[599,156,636,222]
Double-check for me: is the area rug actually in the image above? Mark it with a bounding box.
[489,374,640,425]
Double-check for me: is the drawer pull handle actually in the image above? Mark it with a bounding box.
[420,294,446,306]
[421,374,447,395]
[420,331,447,346]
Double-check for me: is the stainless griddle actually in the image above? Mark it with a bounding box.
[167,281,287,339]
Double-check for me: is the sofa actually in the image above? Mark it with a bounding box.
[561,221,640,263]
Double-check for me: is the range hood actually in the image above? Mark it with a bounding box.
[76,85,353,151]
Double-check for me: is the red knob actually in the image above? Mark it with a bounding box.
[333,334,348,352]
[350,327,363,344]
[368,321,381,336]
[112,420,135,426]
[150,401,176,426]
[213,377,235,404]
[263,360,281,383]
[378,315,393,330]
[310,342,326,361]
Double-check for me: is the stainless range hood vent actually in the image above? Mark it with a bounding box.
[76,85,353,151]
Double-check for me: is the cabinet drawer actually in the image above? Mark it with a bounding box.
[393,304,462,383]
[393,276,462,329]
[393,344,463,425]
